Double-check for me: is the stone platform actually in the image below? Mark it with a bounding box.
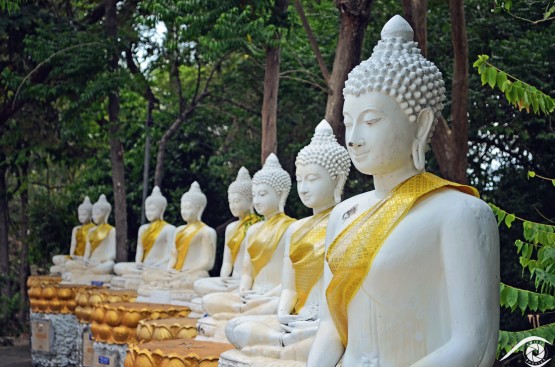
[136,317,197,342]
[125,339,234,367]
[93,341,127,367]
[30,312,80,367]
[218,349,306,367]
[29,283,100,314]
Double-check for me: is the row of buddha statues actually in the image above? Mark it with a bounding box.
[48,16,500,366]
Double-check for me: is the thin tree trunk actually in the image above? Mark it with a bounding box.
[260,0,289,164]
[105,0,128,261]
[261,45,281,164]
[141,101,153,225]
[0,157,10,298]
[325,0,373,145]
[401,0,428,57]
[402,0,468,183]
[18,165,29,325]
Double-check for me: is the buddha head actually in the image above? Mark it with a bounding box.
[181,181,207,223]
[145,186,167,222]
[252,153,291,217]
[228,167,254,218]
[77,196,93,224]
[296,120,351,211]
[343,15,446,176]
[92,194,112,225]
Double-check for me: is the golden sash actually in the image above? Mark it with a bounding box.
[289,208,332,314]
[89,223,114,254]
[326,173,479,346]
[248,212,296,279]
[227,213,263,264]
[74,222,95,256]
[174,222,206,270]
[141,220,168,261]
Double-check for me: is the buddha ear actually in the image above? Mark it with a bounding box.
[412,108,435,171]
[334,174,347,204]
[278,192,288,213]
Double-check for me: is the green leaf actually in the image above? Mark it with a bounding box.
[496,209,507,225]
[504,214,516,228]
[504,285,518,309]
[496,71,508,91]
[528,171,536,178]
[552,179,555,187]
[487,67,497,88]
[481,69,488,85]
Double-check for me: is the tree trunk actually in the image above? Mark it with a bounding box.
[401,0,428,57]
[105,0,129,261]
[325,0,373,145]
[141,101,153,225]
[402,0,469,183]
[18,165,29,325]
[260,0,289,164]
[0,157,10,298]
[261,45,281,164]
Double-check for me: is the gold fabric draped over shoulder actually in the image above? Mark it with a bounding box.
[89,223,114,254]
[226,214,262,264]
[289,208,331,314]
[74,222,96,256]
[326,172,478,346]
[174,222,206,270]
[141,220,167,261]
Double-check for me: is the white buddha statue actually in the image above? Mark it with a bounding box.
[50,196,95,275]
[137,182,217,304]
[112,186,176,290]
[222,120,351,364]
[62,195,117,284]
[193,167,262,297]
[306,15,500,367]
[197,154,296,340]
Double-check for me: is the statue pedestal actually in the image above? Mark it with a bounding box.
[218,350,305,367]
[90,302,191,345]
[135,289,172,304]
[61,272,113,286]
[75,288,137,324]
[196,316,229,343]
[30,312,80,367]
[29,283,93,314]
[93,341,127,367]
[125,339,234,367]
[78,324,95,367]
[110,275,142,290]
[136,317,197,342]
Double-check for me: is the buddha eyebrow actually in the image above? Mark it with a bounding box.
[361,107,383,115]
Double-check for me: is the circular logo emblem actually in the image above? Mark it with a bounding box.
[524,340,549,367]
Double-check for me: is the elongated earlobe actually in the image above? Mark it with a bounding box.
[334,174,347,204]
[412,108,435,171]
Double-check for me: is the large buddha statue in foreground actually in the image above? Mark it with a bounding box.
[51,196,95,275]
[198,154,296,340]
[306,15,500,367]
[112,186,176,289]
[62,195,116,284]
[223,120,351,364]
[138,182,217,303]
[194,167,261,297]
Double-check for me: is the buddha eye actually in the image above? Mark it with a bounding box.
[364,117,381,125]
[344,120,353,128]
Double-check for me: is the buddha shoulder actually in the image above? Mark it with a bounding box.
[246,221,264,236]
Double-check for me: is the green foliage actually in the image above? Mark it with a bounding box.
[473,55,555,115]
[499,323,555,355]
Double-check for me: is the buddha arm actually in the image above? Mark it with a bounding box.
[277,230,297,323]
[188,228,216,272]
[165,228,177,270]
[409,203,499,367]
[135,227,145,264]
[69,226,78,256]
[220,224,234,277]
[306,212,344,367]
[94,229,116,263]
[239,228,255,293]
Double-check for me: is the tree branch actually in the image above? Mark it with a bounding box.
[293,0,330,85]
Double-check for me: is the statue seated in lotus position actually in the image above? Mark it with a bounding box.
[63,195,117,283]
[50,196,95,275]
[306,15,500,367]
[193,167,262,297]
[197,154,296,340]
[139,182,217,296]
[111,186,176,289]
[223,120,351,364]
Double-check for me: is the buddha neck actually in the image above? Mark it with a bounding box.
[238,211,252,220]
[373,165,423,200]
[263,210,281,220]
[312,200,335,215]
[185,218,200,225]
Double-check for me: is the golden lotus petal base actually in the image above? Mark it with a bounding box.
[75,289,138,323]
[27,275,62,288]
[124,339,234,367]
[136,317,197,342]
[29,283,98,314]
[91,302,191,345]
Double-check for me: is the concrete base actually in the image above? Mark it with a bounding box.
[30,312,80,367]
[218,350,305,367]
[110,276,141,290]
[195,316,229,343]
[92,341,127,367]
[61,273,112,286]
[77,324,95,367]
